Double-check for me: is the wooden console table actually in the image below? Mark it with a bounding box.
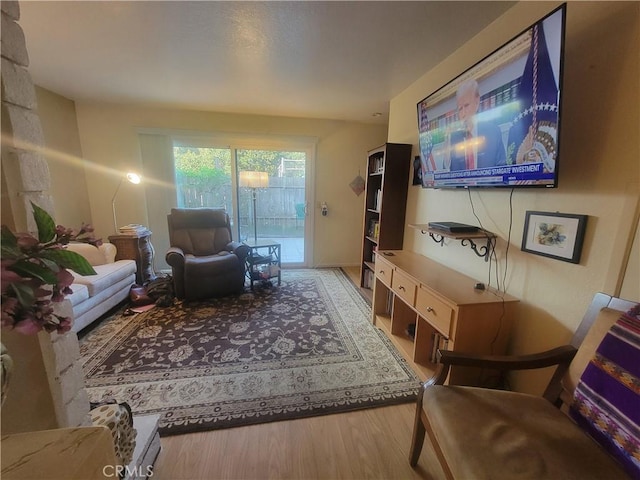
[372,250,519,385]
[108,231,156,285]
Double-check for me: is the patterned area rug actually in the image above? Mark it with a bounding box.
[80,268,420,436]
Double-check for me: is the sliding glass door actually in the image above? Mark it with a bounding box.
[173,141,312,266]
[236,149,307,264]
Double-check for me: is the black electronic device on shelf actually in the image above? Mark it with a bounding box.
[427,222,479,233]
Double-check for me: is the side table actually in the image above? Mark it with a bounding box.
[108,230,157,285]
[244,239,281,289]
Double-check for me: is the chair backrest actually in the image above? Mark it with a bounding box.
[167,208,233,256]
[555,293,638,406]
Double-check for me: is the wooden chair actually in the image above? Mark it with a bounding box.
[409,292,638,479]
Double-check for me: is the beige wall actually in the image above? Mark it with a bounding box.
[34,86,91,227]
[55,102,388,268]
[389,1,640,394]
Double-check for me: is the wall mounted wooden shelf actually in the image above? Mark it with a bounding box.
[409,224,496,261]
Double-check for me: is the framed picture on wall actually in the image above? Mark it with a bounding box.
[521,211,588,264]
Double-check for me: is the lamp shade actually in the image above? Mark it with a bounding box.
[239,171,269,188]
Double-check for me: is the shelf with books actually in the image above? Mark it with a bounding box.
[368,151,385,175]
[367,219,380,239]
[359,143,412,292]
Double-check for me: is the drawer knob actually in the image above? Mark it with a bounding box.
[426,306,434,312]
[379,270,385,275]
[399,286,406,291]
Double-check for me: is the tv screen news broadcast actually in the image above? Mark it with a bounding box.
[417,5,566,188]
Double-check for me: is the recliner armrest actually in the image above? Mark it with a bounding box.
[166,246,186,267]
[227,241,250,261]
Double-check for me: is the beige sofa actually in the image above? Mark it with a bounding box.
[65,242,137,333]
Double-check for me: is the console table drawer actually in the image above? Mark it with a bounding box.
[391,270,417,306]
[416,287,453,336]
[375,257,394,287]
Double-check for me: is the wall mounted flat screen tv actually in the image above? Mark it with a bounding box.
[417,5,566,188]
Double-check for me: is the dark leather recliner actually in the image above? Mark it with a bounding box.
[166,208,250,300]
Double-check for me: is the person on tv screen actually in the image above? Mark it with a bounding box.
[448,79,506,171]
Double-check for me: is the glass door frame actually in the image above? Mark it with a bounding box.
[172,133,316,267]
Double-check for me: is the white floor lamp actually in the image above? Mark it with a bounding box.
[238,171,269,243]
[111,172,142,233]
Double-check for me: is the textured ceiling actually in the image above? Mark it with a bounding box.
[19,1,514,124]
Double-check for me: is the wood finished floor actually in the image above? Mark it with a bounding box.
[153,403,444,480]
[153,267,443,480]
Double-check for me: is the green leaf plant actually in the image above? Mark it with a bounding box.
[1,202,101,335]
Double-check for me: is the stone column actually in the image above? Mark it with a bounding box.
[1,0,91,432]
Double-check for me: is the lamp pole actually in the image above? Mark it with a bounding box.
[238,171,268,245]
[111,177,125,233]
[251,187,258,244]
[111,172,142,233]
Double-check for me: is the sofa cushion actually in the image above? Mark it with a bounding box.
[71,260,136,297]
[66,283,89,307]
[422,385,628,479]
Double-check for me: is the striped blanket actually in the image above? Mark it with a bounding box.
[570,304,640,479]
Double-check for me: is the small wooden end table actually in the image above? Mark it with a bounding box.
[108,230,157,285]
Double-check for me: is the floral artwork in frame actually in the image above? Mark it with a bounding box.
[521,211,588,264]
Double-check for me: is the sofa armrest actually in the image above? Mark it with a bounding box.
[99,243,117,263]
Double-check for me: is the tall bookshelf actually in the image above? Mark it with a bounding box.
[360,143,412,297]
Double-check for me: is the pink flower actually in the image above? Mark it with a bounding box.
[1,263,22,293]
[16,233,39,249]
[55,225,73,237]
[56,268,74,287]
[14,317,42,335]
[33,301,54,319]
[1,297,18,315]
[51,290,65,302]
[1,298,19,327]
[57,316,72,334]
[1,203,101,335]
[33,285,53,298]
